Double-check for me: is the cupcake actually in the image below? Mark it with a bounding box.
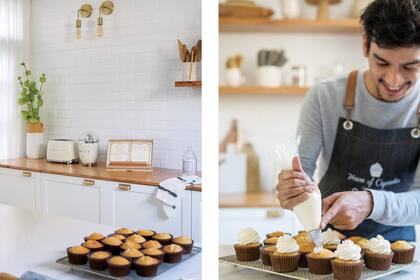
[364,235,393,270]
[293,232,312,244]
[348,236,364,244]
[67,246,90,265]
[391,240,415,264]
[332,240,364,280]
[115,227,134,237]
[82,240,104,252]
[263,237,278,245]
[260,245,276,266]
[173,236,194,254]
[356,238,369,250]
[142,248,165,263]
[322,228,341,251]
[120,240,141,250]
[135,256,160,277]
[297,240,314,267]
[234,227,262,262]
[126,234,147,244]
[107,256,131,277]
[266,231,287,238]
[269,234,301,273]
[143,240,163,249]
[152,233,173,245]
[101,236,123,255]
[137,229,156,240]
[108,233,126,242]
[88,251,111,270]
[84,232,105,242]
[306,247,334,275]
[163,244,183,263]
[121,248,144,268]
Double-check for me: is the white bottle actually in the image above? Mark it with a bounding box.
[183,145,197,175]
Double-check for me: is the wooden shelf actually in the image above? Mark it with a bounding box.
[220,17,362,33]
[220,85,309,95]
[175,81,202,88]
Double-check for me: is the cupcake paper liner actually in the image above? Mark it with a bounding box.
[163,251,183,263]
[332,259,364,280]
[87,252,110,270]
[307,255,334,275]
[269,252,301,273]
[153,234,173,245]
[260,247,273,266]
[392,246,415,264]
[103,244,122,256]
[135,263,159,277]
[234,244,261,262]
[364,251,394,270]
[67,248,89,265]
[175,241,194,254]
[298,253,308,268]
[107,257,131,277]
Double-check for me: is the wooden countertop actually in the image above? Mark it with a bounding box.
[219,192,279,208]
[0,158,201,192]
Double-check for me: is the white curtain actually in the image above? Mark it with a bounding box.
[0,0,30,159]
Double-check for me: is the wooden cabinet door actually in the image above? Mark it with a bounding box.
[41,174,101,223]
[100,181,190,237]
[0,168,40,211]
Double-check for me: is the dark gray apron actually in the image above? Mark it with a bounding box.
[319,71,420,242]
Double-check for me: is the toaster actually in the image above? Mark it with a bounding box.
[47,139,79,164]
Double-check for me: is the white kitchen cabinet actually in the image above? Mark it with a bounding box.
[99,180,191,237]
[0,168,41,211]
[41,174,102,223]
[219,207,302,245]
[191,191,202,244]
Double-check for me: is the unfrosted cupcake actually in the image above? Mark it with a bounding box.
[107,256,131,277]
[270,234,300,273]
[173,236,194,254]
[142,240,163,249]
[135,256,160,277]
[234,227,261,262]
[84,232,105,242]
[306,247,334,275]
[348,236,364,244]
[391,240,415,264]
[332,240,364,280]
[263,236,278,245]
[152,233,173,245]
[260,245,276,266]
[142,248,165,263]
[82,240,104,252]
[163,244,183,263]
[107,233,126,242]
[322,228,341,251]
[364,235,393,270]
[115,227,134,237]
[120,240,141,250]
[88,251,111,270]
[296,240,315,268]
[121,248,144,268]
[266,231,287,238]
[126,234,147,244]
[101,236,123,255]
[137,229,156,240]
[67,246,90,264]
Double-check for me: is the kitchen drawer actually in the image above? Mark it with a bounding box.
[0,168,41,211]
[219,207,302,245]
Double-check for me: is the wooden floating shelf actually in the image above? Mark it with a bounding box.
[220,17,362,33]
[220,86,309,95]
[175,81,202,88]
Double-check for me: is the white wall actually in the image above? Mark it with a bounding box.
[30,0,201,170]
[220,0,368,191]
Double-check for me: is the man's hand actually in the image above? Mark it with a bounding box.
[320,191,373,230]
[276,156,317,210]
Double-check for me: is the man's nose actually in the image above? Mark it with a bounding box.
[384,68,404,87]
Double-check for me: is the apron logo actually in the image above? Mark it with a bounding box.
[347,162,400,190]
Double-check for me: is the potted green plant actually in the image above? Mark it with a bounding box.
[17,62,47,159]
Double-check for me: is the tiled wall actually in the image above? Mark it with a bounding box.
[30,0,201,170]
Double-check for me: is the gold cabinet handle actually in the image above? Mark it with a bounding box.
[22,171,32,177]
[266,209,281,218]
[118,184,131,191]
[83,179,95,186]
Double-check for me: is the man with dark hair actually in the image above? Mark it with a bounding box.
[276,0,420,241]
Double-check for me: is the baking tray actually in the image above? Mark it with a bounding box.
[57,246,201,279]
[219,255,418,280]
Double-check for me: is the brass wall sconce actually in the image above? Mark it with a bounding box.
[75,4,93,39]
[96,1,114,37]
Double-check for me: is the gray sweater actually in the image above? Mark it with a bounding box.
[297,70,420,226]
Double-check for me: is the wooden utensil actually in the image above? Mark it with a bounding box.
[306,0,342,19]
[195,39,202,62]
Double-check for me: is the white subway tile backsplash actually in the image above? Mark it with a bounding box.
[31,0,201,170]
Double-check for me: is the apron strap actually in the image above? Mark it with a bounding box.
[342,71,358,130]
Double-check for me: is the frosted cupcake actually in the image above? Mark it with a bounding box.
[332,240,364,280]
[306,246,334,275]
[364,235,393,270]
[269,234,301,273]
[391,240,415,264]
[234,227,261,262]
[322,228,341,251]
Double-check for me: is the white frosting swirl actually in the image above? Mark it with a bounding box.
[238,227,260,245]
[334,240,361,261]
[366,235,391,254]
[313,246,324,254]
[322,228,341,245]
[276,235,299,253]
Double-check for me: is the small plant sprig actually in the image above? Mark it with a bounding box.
[17,62,47,124]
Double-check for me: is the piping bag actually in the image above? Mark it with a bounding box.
[274,136,323,247]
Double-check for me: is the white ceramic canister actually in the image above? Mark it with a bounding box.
[226,68,246,87]
[256,65,282,87]
[281,0,300,19]
[79,143,99,166]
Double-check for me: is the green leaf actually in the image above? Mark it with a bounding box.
[21,111,29,119]
[24,80,29,87]
[29,118,38,124]
[37,98,44,107]
[18,98,25,105]
[39,75,46,83]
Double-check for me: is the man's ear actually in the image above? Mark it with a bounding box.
[362,33,369,58]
